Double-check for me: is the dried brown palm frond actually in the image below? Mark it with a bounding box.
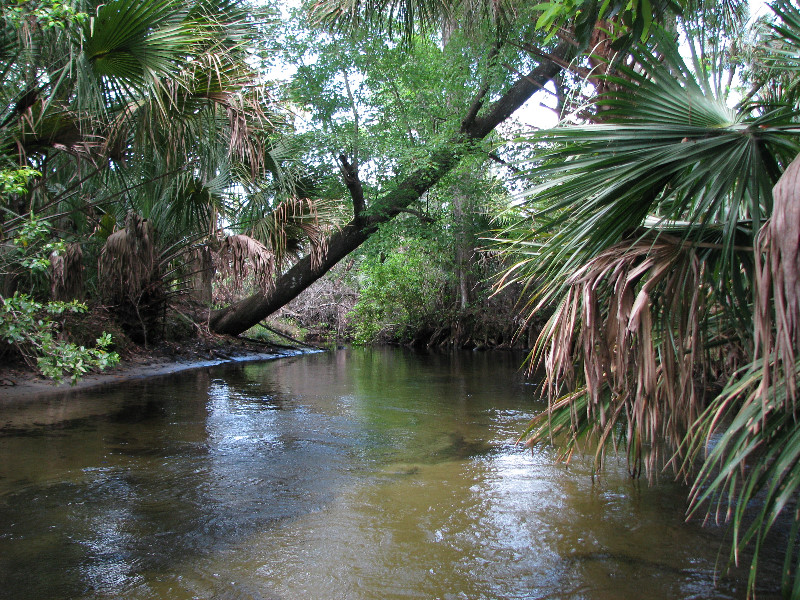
[49,242,83,301]
[215,234,275,294]
[98,212,157,303]
[267,197,331,271]
[224,89,275,179]
[101,99,140,165]
[755,152,800,407]
[525,233,714,478]
[12,104,99,160]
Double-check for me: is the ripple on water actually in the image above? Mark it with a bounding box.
[0,349,787,600]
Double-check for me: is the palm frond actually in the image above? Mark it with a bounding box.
[215,233,275,293]
[522,232,734,477]
[508,32,800,316]
[98,212,158,302]
[83,0,195,91]
[310,0,456,38]
[683,356,800,598]
[503,18,800,600]
[241,195,340,269]
[49,242,84,301]
[766,0,800,74]
[755,152,800,405]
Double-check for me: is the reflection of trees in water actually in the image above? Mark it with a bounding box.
[0,351,784,599]
[0,368,340,598]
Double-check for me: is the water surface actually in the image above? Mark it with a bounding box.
[0,348,782,599]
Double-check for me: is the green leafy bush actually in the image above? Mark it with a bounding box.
[0,293,119,383]
[1,169,119,383]
[348,239,447,344]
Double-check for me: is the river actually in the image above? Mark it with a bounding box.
[0,348,783,599]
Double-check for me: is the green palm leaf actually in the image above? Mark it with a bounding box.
[502,15,800,600]
[684,357,800,597]
[83,0,196,89]
[510,32,800,313]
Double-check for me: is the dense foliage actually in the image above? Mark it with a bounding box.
[2,0,800,596]
[0,0,325,369]
[0,177,119,382]
[493,2,800,596]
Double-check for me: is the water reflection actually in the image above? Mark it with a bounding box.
[0,348,784,599]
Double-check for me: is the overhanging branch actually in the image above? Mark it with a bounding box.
[208,42,573,335]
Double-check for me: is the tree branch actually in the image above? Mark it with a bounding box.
[461,42,502,131]
[338,153,366,220]
[342,70,360,164]
[488,152,521,174]
[397,207,435,224]
[469,40,573,138]
[209,43,573,335]
[511,41,590,80]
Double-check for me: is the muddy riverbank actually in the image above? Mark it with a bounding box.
[0,336,314,403]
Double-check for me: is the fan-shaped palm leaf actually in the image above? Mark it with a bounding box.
[83,0,196,90]
[505,10,800,598]
[507,31,800,317]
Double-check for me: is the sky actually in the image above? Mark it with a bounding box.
[512,0,774,131]
[269,0,775,137]
[514,83,561,131]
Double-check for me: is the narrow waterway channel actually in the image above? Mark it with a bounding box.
[0,348,783,599]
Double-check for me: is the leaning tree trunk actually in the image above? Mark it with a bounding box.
[209,42,572,336]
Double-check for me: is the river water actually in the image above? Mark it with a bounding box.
[0,348,783,599]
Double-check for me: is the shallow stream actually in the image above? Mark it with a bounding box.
[0,348,783,599]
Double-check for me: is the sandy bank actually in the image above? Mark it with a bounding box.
[0,340,320,404]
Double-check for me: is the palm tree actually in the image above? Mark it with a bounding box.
[500,2,800,595]
[0,0,331,343]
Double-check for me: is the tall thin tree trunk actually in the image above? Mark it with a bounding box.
[442,17,476,312]
[452,179,475,310]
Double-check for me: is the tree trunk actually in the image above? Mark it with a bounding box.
[445,16,474,312]
[188,246,213,304]
[208,42,572,336]
[452,181,475,310]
